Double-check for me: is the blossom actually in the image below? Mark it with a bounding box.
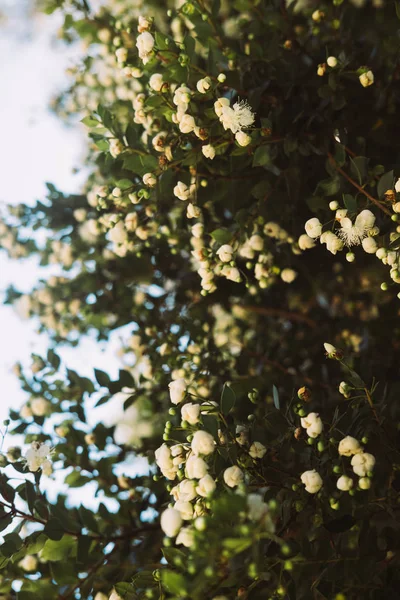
[176,527,195,547]
[191,223,204,239]
[248,235,263,251]
[186,455,208,479]
[223,465,244,488]
[149,73,163,91]
[351,452,375,477]
[181,402,201,425]
[249,441,267,459]
[298,234,315,250]
[179,114,196,134]
[174,181,190,201]
[168,378,187,404]
[109,592,123,600]
[218,100,255,134]
[202,144,216,160]
[216,244,234,263]
[359,70,374,87]
[337,475,354,491]
[196,77,211,94]
[136,32,154,64]
[339,210,375,246]
[31,397,51,416]
[338,436,362,457]
[300,469,322,494]
[191,430,215,456]
[305,217,322,239]
[174,500,194,520]
[24,442,52,474]
[362,237,377,254]
[187,203,201,218]
[281,268,297,283]
[143,173,157,187]
[115,47,128,63]
[138,15,152,32]
[155,443,178,480]
[327,56,338,68]
[235,131,251,146]
[196,474,216,497]
[176,479,197,502]
[247,493,268,521]
[160,507,182,537]
[18,555,38,571]
[300,413,323,438]
[214,97,230,117]
[359,477,371,490]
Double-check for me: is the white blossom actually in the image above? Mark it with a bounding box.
[338,436,362,457]
[281,268,297,283]
[298,234,315,250]
[351,452,375,477]
[136,32,154,64]
[249,441,267,459]
[196,77,211,94]
[202,144,216,160]
[196,474,216,497]
[218,100,255,134]
[168,378,187,404]
[247,493,268,521]
[359,70,374,87]
[186,455,209,479]
[305,218,322,239]
[216,244,234,263]
[337,475,354,491]
[191,430,215,456]
[223,465,244,488]
[300,469,322,493]
[235,131,251,146]
[160,507,182,537]
[181,402,201,425]
[24,442,52,474]
[300,413,323,438]
[149,73,164,91]
[143,173,157,187]
[176,527,195,547]
[174,181,190,201]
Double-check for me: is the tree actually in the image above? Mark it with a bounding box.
[0,0,400,598]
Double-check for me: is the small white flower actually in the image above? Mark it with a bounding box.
[362,237,377,254]
[339,381,351,399]
[395,177,400,194]
[176,479,197,502]
[337,475,353,491]
[219,100,255,134]
[300,469,322,494]
[160,507,182,537]
[191,430,215,456]
[214,97,230,117]
[186,455,208,479]
[216,244,234,263]
[181,403,201,425]
[338,436,362,457]
[149,73,164,91]
[174,181,190,201]
[18,555,38,572]
[31,397,51,417]
[202,144,216,160]
[305,218,322,239]
[196,474,216,497]
[179,114,196,134]
[191,223,204,239]
[138,15,152,33]
[300,413,323,438]
[359,70,374,87]
[196,77,211,94]
[174,500,194,520]
[136,31,155,64]
[298,234,315,250]
[358,477,371,490]
[176,527,195,547]
[249,441,267,459]
[142,173,157,187]
[247,493,268,521]
[327,56,338,68]
[223,465,244,488]
[187,203,201,218]
[115,47,128,63]
[168,378,187,405]
[24,442,52,474]
[281,268,297,283]
[351,452,375,477]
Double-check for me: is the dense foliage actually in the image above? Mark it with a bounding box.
[1,0,400,598]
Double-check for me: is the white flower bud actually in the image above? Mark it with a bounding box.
[181,403,201,425]
[176,527,195,547]
[247,493,268,521]
[179,114,196,134]
[187,203,201,218]
[216,244,234,263]
[338,436,362,457]
[305,217,322,239]
[359,70,374,87]
[281,268,297,283]
[358,477,371,490]
[327,56,338,68]
[18,555,38,571]
[31,397,51,417]
[351,452,375,477]
[300,413,323,438]
[223,465,244,488]
[186,455,208,479]
[149,73,163,91]
[196,474,216,497]
[174,181,190,201]
[298,234,315,250]
[136,32,155,64]
[362,237,377,254]
[168,378,187,405]
[235,131,251,147]
[160,507,182,537]
[142,173,157,187]
[300,469,322,494]
[249,441,267,459]
[336,475,353,491]
[115,47,128,63]
[191,430,215,456]
[202,144,216,160]
[196,77,212,94]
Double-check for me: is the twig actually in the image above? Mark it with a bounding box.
[239,305,316,328]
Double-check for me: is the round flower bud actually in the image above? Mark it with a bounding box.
[185,455,208,479]
[149,73,164,92]
[18,555,38,571]
[327,56,338,68]
[281,268,297,283]
[235,131,252,147]
[359,70,374,87]
[202,144,216,160]
[329,200,339,210]
[338,436,362,457]
[181,403,201,425]
[223,465,244,488]
[305,218,322,239]
[300,469,323,494]
[168,378,187,405]
[160,507,182,537]
[351,452,375,477]
[217,73,226,83]
[362,237,377,254]
[142,173,157,187]
[196,474,216,497]
[191,430,215,456]
[336,475,353,491]
[249,441,267,459]
[359,477,371,490]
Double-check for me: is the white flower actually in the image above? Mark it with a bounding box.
[327,56,338,68]
[109,592,123,600]
[161,507,182,537]
[281,268,297,283]
[196,474,216,497]
[143,173,157,187]
[202,144,216,160]
[31,397,51,417]
[181,403,201,425]
[300,469,323,494]
[395,177,400,193]
[187,203,201,218]
[339,381,351,398]
[179,114,196,134]
[94,594,108,600]
[324,232,344,255]
[174,181,190,201]
[248,235,264,251]
[191,223,204,239]
[337,475,354,491]
[155,443,177,480]
[219,100,255,134]
[174,500,194,520]
[18,555,38,571]
[168,378,187,404]
[351,452,375,477]
[300,413,323,438]
[362,237,377,254]
[338,436,362,457]
[249,441,266,459]
[191,430,215,456]
[196,77,211,94]
[339,210,375,246]
[24,442,52,474]
[214,97,230,117]
[176,527,195,547]
[186,455,208,479]
[223,266,241,282]
[223,465,244,488]
[115,47,128,63]
[138,15,152,32]
[176,479,197,502]
[247,493,268,521]
[216,244,234,263]
[20,404,33,419]
[298,234,315,250]
[136,32,155,64]
[235,131,251,146]
[324,342,339,358]
[356,209,375,230]
[305,217,322,239]
[359,70,374,87]
[149,73,164,91]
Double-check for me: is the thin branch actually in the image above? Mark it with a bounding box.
[239,305,316,328]
[327,152,391,216]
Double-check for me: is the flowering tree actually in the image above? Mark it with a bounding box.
[1,0,400,598]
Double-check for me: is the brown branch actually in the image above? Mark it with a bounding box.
[327,152,391,216]
[239,305,316,328]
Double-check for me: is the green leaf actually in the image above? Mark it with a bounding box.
[222,537,252,553]
[47,349,60,370]
[116,179,133,190]
[77,535,92,564]
[43,518,65,541]
[272,385,280,410]
[161,570,186,595]
[94,369,111,388]
[184,34,195,60]
[349,156,369,185]
[220,383,236,414]
[210,228,232,244]
[81,116,100,127]
[377,170,394,200]
[40,535,75,562]
[119,369,135,388]
[343,193,357,213]
[252,145,271,167]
